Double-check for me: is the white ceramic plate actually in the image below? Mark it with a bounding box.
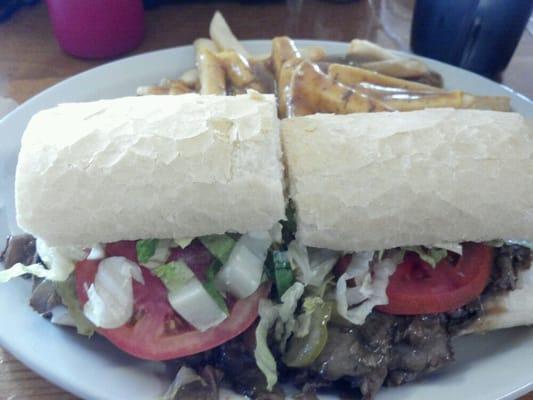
[0,40,532,400]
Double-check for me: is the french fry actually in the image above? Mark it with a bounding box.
[249,58,276,93]
[278,57,303,117]
[460,94,511,111]
[216,50,265,92]
[194,38,217,58]
[271,36,301,79]
[300,46,327,62]
[288,61,390,117]
[347,39,395,61]
[351,78,510,112]
[271,37,303,117]
[179,69,199,88]
[195,39,226,95]
[379,91,510,112]
[136,79,194,96]
[361,58,429,79]
[248,53,271,63]
[329,63,441,93]
[209,11,249,56]
[380,91,464,111]
[137,14,509,116]
[159,79,194,94]
[136,86,170,95]
[332,64,510,112]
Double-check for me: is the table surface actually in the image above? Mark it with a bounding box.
[0,1,532,399]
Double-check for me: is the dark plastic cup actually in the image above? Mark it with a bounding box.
[46,0,145,59]
[410,0,533,78]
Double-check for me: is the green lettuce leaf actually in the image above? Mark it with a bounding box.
[153,261,195,292]
[136,239,158,264]
[200,234,236,264]
[403,246,448,268]
[271,251,294,298]
[55,277,95,336]
[203,261,229,315]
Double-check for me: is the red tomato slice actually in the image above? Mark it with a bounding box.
[75,241,269,361]
[377,242,492,315]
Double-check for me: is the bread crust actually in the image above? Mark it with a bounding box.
[16,93,285,246]
[282,109,533,251]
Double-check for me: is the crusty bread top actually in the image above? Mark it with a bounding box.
[282,108,533,251]
[16,92,285,246]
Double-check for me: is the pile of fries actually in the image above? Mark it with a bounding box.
[137,12,510,117]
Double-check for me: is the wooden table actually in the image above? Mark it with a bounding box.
[0,1,532,399]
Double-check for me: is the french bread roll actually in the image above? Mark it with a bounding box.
[16,92,285,246]
[282,109,533,252]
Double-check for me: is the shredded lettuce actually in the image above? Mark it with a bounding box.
[404,246,448,268]
[0,240,85,283]
[295,296,324,338]
[173,237,194,249]
[139,239,173,269]
[83,256,144,329]
[254,282,305,390]
[378,244,462,268]
[278,282,305,322]
[287,242,339,287]
[160,366,204,400]
[432,242,463,255]
[50,307,77,327]
[55,276,95,336]
[254,299,280,391]
[136,239,158,264]
[336,252,396,325]
[401,243,462,268]
[155,261,227,331]
[87,244,105,260]
[276,283,305,352]
[200,234,236,264]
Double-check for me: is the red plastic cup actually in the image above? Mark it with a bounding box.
[46,0,145,59]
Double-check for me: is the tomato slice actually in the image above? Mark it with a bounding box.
[75,240,269,361]
[377,242,492,315]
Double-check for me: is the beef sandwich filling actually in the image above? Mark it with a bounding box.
[2,226,531,400]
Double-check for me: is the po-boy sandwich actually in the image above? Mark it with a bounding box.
[2,102,533,399]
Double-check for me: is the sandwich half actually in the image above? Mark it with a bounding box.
[1,92,287,366]
[278,108,533,398]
